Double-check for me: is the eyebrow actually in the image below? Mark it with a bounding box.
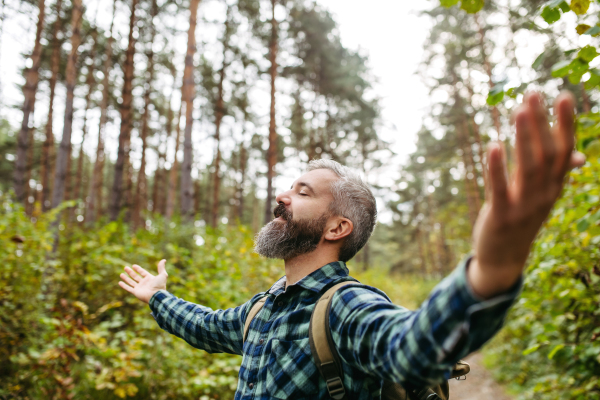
[291,181,316,195]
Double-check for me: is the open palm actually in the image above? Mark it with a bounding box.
[118,259,168,304]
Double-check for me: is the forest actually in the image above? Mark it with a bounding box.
[0,0,599,398]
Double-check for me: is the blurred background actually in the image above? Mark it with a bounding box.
[0,0,599,398]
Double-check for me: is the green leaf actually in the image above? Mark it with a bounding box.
[558,1,570,12]
[487,85,505,106]
[506,87,518,98]
[548,344,565,360]
[460,0,484,13]
[571,58,589,74]
[440,0,460,6]
[576,24,591,34]
[551,60,572,77]
[584,25,600,36]
[577,218,590,232]
[532,52,546,70]
[584,73,600,90]
[578,45,598,62]
[541,6,561,24]
[523,344,541,355]
[570,0,590,15]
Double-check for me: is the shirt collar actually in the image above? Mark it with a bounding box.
[267,261,350,294]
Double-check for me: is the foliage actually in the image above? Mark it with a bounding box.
[484,134,600,399]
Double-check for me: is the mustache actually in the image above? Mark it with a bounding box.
[273,203,292,221]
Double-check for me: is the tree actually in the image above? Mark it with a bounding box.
[39,0,64,211]
[179,0,201,221]
[13,0,45,204]
[263,0,277,224]
[86,0,116,224]
[109,0,139,220]
[50,0,83,209]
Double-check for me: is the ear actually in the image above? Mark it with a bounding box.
[323,216,353,242]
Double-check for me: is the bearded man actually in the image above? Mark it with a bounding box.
[119,92,586,399]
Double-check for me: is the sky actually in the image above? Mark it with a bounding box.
[0,0,433,222]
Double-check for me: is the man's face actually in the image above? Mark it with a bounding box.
[254,169,338,260]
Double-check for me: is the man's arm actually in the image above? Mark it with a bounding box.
[118,260,253,355]
[330,255,522,388]
[467,92,585,298]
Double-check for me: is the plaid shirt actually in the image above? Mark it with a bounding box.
[149,255,522,399]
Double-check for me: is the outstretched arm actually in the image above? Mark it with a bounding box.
[118,260,253,355]
[468,92,585,299]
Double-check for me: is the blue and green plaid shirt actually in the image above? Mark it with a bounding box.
[149,255,522,399]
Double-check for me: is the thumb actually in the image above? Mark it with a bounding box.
[157,259,168,276]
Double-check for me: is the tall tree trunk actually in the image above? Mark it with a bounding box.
[132,0,158,230]
[210,27,230,228]
[237,142,247,221]
[73,29,98,221]
[25,123,36,215]
[476,15,502,142]
[180,0,201,220]
[465,81,488,190]
[109,0,139,220]
[166,103,183,220]
[14,0,45,204]
[86,0,115,223]
[264,0,278,224]
[51,0,83,209]
[39,0,63,211]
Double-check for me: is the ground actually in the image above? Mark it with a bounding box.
[448,352,513,400]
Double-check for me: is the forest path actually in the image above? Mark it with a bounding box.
[448,352,513,400]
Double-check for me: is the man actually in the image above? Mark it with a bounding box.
[118,92,586,399]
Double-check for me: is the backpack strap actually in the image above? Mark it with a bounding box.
[309,281,354,400]
[243,296,267,343]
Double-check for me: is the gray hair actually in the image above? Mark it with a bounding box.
[307,159,377,262]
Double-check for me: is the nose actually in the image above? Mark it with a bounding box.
[275,189,292,206]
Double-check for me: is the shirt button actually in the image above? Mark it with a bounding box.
[248,383,254,389]
[277,301,283,306]
[259,339,264,344]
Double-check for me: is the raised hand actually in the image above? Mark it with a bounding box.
[468,92,586,299]
[118,259,168,304]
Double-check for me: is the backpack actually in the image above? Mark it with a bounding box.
[243,281,471,400]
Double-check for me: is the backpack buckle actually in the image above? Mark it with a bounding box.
[326,377,345,399]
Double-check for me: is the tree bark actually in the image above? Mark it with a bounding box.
[39,0,63,211]
[73,29,98,221]
[109,0,139,220]
[14,0,45,204]
[179,0,201,220]
[51,0,83,209]
[86,0,116,224]
[210,16,231,228]
[166,102,183,220]
[264,0,278,224]
[237,142,247,221]
[132,0,158,230]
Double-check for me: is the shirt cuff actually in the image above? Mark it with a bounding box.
[148,289,173,320]
[439,254,523,363]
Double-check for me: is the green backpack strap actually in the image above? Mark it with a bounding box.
[308,281,471,400]
[243,296,267,343]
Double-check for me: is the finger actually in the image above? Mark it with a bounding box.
[124,266,142,283]
[120,272,138,288]
[487,142,510,212]
[527,93,555,182]
[552,92,576,179]
[118,280,135,294]
[514,106,538,195]
[132,264,152,278]
[568,151,586,168]
[157,259,168,276]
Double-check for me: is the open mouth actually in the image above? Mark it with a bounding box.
[273,203,289,221]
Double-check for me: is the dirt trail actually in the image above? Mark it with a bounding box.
[448,352,513,400]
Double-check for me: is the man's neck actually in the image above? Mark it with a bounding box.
[283,247,340,287]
